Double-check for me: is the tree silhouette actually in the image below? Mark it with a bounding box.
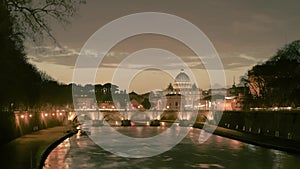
[167,83,174,91]
[248,40,300,107]
[0,0,85,109]
[141,98,151,110]
[0,1,42,109]
[4,0,85,44]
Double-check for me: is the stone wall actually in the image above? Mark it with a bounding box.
[217,110,300,141]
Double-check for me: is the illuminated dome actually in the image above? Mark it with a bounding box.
[174,69,192,89]
[175,70,190,83]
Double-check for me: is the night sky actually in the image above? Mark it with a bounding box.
[26,0,300,93]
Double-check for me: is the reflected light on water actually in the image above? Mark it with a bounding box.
[76,131,81,139]
[215,135,223,143]
[230,139,243,151]
[271,149,285,169]
[198,163,225,169]
[44,138,71,169]
[198,130,211,144]
[247,144,256,152]
[44,127,300,169]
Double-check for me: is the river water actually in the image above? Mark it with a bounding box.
[44,126,300,169]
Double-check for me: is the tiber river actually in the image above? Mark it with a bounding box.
[44,125,300,169]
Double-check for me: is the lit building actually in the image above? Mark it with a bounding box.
[165,93,183,111]
[74,97,96,110]
[164,69,201,111]
[173,69,192,90]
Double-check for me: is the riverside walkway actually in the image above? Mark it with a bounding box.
[0,126,75,169]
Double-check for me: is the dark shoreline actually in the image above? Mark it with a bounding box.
[193,122,300,154]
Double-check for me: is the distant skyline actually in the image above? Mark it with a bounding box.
[26,0,300,93]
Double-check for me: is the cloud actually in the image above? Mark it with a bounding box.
[220,53,264,69]
[27,45,256,71]
[227,62,244,67]
[27,46,79,67]
[24,45,267,72]
[238,54,259,62]
[27,46,248,70]
[27,46,130,68]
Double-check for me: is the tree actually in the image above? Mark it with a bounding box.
[0,0,85,109]
[247,40,300,107]
[0,1,43,109]
[4,0,85,44]
[167,83,174,91]
[141,98,151,110]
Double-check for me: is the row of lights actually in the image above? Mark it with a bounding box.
[114,120,166,126]
[19,112,64,118]
[43,112,64,117]
[225,123,293,139]
[101,105,115,109]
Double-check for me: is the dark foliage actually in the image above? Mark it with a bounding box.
[248,40,300,107]
[0,1,85,110]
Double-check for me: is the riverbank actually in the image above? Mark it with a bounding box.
[0,125,76,169]
[193,122,300,153]
[2,122,299,169]
[0,110,69,145]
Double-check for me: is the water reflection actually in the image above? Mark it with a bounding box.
[44,138,71,169]
[44,127,300,169]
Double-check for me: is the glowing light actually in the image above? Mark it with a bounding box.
[45,113,48,117]
[59,113,63,116]
[52,113,55,116]
[76,132,81,139]
[115,121,118,125]
[21,115,24,118]
[29,114,32,118]
[231,139,240,145]
[146,121,150,125]
[161,122,165,126]
[186,114,191,120]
